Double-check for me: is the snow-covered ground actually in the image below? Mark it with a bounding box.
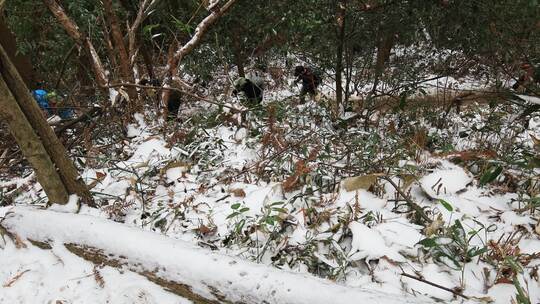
[1,79,539,303]
[0,240,188,304]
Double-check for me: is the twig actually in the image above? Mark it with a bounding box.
[401,272,470,300]
[382,176,432,224]
[2,269,30,287]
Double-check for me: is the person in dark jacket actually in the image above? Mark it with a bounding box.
[139,78,181,120]
[293,66,321,102]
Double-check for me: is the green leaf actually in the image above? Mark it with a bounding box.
[479,165,503,186]
[265,216,275,225]
[505,256,524,273]
[226,212,239,219]
[231,203,241,210]
[467,246,487,257]
[142,24,160,36]
[239,207,250,213]
[235,219,246,233]
[438,199,454,212]
[417,238,437,248]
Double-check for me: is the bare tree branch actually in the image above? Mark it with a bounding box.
[42,0,108,88]
[161,0,238,117]
[128,0,158,63]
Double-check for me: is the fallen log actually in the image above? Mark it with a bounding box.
[1,206,428,304]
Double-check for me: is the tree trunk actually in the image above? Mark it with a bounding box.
[334,0,347,120]
[0,76,69,204]
[140,42,155,79]
[1,207,424,304]
[0,43,95,207]
[371,29,394,96]
[102,0,137,103]
[231,25,245,77]
[162,0,239,119]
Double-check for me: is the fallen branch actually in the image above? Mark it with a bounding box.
[1,207,429,304]
[105,82,240,111]
[401,272,470,300]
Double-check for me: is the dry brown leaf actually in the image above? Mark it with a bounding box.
[197,224,217,236]
[343,174,381,192]
[160,161,191,176]
[468,296,493,303]
[400,174,416,190]
[13,234,27,249]
[2,269,29,287]
[88,171,107,189]
[93,266,105,288]
[95,171,107,180]
[229,188,246,198]
[424,214,444,236]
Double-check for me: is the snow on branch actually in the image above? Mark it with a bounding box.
[169,0,239,74]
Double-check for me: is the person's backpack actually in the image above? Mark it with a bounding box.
[311,68,322,87]
[32,89,51,114]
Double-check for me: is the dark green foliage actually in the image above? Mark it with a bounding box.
[3,0,539,102]
[418,219,491,269]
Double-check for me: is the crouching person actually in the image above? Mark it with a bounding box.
[47,91,74,119]
[232,76,264,105]
[512,62,540,92]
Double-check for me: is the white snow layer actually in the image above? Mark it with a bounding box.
[1,206,430,304]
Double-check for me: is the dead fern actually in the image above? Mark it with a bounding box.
[282,148,319,193]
